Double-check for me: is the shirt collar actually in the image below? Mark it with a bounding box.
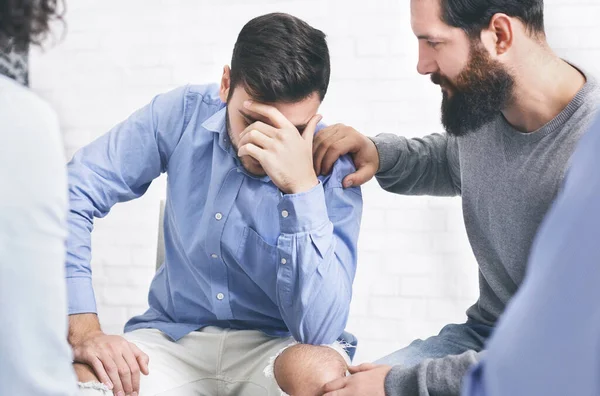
[201,106,231,152]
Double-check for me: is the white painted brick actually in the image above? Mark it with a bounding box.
[356,36,389,57]
[426,298,469,322]
[382,231,433,253]
[29,0,599,363]
[100,285,149,307]
[103,266,155,287]
[369,273,401,297]
[128,305,150,319]
[357,231,389,252]
[399,275,435,298]
[430,231,472,254]
[97,305,129,327]
[91,246,132,267]
[385,208,447,232]
[370,297,428,321]
[384,253,441,275]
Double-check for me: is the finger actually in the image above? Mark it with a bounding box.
[130,344,149,376]
[313,131,344,175]
[301,114,323,143]
[243,101,292,129]
[348,363,378,374]
[238,129,275,150]
[321,376,349,393]
[321,137,352,175]
[239,121,278,140]
[100,353,125,396]
[323,391,346,396]
[313,124,340,149]
[113,353,134,396]
[122,348,142,394]
[238,143,265,162]
[342,164,377,188]
[88,357,114,390]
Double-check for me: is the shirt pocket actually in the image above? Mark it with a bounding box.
[235,226,279,300]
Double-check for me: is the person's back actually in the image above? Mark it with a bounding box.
[0,63,77,396]
[0,1,77,393]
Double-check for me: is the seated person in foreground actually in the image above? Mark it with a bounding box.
[67,13,362,396]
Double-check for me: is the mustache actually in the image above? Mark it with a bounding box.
[431,73,451,88]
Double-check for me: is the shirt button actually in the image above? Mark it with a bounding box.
[215,213,223,221]
[211,254,218,259]
[281,210,289,218]
[281,258,287,265]
[216,293,224,300]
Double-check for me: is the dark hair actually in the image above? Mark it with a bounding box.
[0,0,64,51]
[439,0,545,37]
[229,12,330,103]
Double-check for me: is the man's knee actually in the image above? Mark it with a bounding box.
[274,344,348,396]
[74,363,112,395]
[74,363,100,383]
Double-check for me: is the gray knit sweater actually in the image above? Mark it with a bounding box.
[374,75,600,396]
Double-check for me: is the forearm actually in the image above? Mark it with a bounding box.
[276,183,361,344]
[372,133,461,196]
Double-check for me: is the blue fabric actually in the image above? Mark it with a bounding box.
[376,321,493,367]
[463,114,600,396]
[65,84,363,345]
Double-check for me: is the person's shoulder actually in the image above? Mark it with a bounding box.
[0,77,66,205]
[186,83,223,107]
[167,83,225,126]
[321,154,362,196]
[0,75,59,136]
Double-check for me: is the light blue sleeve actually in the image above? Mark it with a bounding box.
[276,155,362,345]
[65,86,191,314]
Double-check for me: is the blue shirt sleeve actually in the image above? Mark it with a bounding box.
[275,155,363,345]
[66,86,191,314]
[462,115,600,396]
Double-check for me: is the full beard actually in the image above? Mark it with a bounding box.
[434,43,515,137]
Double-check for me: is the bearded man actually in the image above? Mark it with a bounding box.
[313,1,600,395]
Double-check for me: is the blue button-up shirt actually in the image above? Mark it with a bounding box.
[66,84,362,345]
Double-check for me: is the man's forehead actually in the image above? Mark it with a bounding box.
[411,0,446,35]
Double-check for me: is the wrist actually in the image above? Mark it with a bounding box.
[68,313,102,346]
[286,176,319,195]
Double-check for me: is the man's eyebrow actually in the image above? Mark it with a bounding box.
[239,109,258,123]
[417,34,442,41]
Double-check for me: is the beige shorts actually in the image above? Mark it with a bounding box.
[78,327,349,396]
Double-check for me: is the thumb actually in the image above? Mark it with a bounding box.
[348,363,379,374]
[342,165,376,188]
[302,114,323,143]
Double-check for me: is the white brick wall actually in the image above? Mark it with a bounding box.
[30,0,600,364]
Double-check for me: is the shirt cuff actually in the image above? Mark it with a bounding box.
[370,134,403,174]
[278,181,328,234]
[66,277,98,315]
[384,364,421,396]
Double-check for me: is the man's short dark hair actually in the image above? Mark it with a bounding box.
[229,12,330,103]
[0,0,64,51]
[440,0,545,38]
